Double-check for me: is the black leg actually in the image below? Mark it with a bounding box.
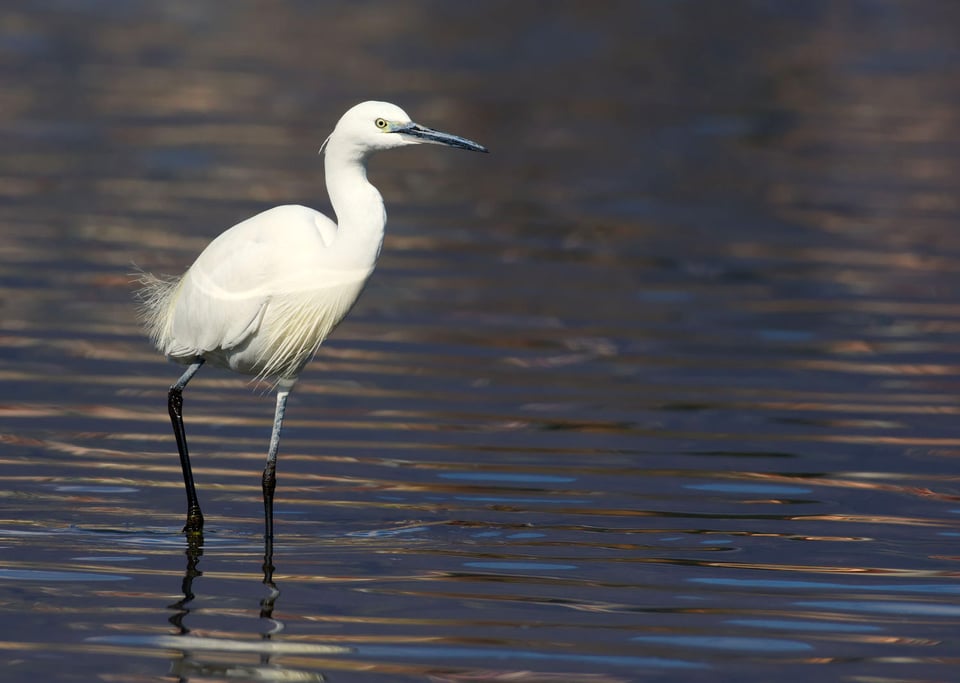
[168,359,205,533]
[262,467,276,556]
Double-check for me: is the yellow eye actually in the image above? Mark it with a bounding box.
[375,118,388,129]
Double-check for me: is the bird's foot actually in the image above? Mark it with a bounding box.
[183,507,204,535]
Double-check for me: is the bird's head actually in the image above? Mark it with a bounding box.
[321,101,488,158]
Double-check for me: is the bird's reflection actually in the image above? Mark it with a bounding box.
[165,532,325,682]
[168,533,203,637]
[259,534,282,664]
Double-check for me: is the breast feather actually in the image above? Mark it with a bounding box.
[253,275,370,380]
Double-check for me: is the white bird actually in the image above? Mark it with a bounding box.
[136,101,487,540]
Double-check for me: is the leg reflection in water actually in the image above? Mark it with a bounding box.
[168,533,204,637]
[165,532,328,683]
[259,534,282,664]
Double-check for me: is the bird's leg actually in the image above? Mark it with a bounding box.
[262,381,294,550]
[168,358,205,533]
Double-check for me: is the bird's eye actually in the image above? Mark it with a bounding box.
[375,118,388,129]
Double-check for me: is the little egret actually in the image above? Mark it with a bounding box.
[136,101,487,540]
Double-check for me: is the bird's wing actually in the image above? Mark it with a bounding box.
[164,205,340,357]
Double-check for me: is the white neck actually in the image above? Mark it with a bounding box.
[324,143,386,269]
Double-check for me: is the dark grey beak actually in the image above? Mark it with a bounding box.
[397,122,488,153]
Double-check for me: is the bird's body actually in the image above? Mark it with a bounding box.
[135,101,486,539]
[138,204,373,381]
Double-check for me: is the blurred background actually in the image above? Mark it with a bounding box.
[1,2,960,682]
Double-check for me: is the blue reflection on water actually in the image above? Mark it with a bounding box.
[727,618,883,633]
[54,485,139,494]
[355,644,706,670]
[438,472,577,483]
[0,569,130,582]
[691,577,960,594]
[347,526,431,538]
[464,561,577,571]
[631,635,812,652]
[685,483,812,494]
[797,601,960,616]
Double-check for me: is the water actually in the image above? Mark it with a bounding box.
[2,1,959,681]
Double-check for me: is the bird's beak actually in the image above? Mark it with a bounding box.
[396,122,488,153]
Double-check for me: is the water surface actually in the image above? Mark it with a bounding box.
[1,2,960,682]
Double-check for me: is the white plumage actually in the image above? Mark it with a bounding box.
[138,204,371,382]
[135,101,486,538]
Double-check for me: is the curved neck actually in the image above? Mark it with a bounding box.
[324,144,386,268]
